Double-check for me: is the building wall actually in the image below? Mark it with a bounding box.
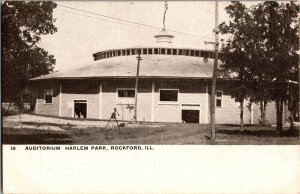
[102,79,152,122]
[153,80,208,123]
[60,80,100,119]
[34,78,280,124]
[210,83,251,124]
[252,102,285,125]
[34,81,60,117]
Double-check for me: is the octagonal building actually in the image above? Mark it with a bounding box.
[31,31,277,124]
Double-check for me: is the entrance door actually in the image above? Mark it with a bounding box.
[74,100,87,118]
[182,110,199,123]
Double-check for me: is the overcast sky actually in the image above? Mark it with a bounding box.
[37,1,255,71]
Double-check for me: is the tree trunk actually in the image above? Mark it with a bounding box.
[289,112,294,131]
[260,101,267,125]
[240,100,244,132]
[18,109,22,129]
[276,99,283,135]
[288,94,295,131]
[6,102,13,114]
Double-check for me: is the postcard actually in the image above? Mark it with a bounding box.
[2,1,299,193]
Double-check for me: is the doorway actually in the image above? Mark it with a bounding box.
[74,100,87,118]
[182,110,199,123]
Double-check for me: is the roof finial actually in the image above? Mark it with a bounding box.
[162,1,168,31]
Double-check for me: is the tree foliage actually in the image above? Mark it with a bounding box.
[219,2,299,132]
[1,1,57,102]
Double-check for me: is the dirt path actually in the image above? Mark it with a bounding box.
[2,114,163,131]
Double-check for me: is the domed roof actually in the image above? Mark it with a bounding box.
[31,54,215,80]
[31,31,218,81]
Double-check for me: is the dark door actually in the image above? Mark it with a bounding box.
[182,110,199,123]
[74,102,87,118]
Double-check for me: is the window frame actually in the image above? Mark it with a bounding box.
[72,99,88,118]
[159,89,179,105]
[43,89,53,104]
[116,88,136,105]
[216,90,223,107]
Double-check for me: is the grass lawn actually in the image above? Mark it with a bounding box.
[2,114,300,145]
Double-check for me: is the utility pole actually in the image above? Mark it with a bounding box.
[134,53,142,124]
[205,1,219,142]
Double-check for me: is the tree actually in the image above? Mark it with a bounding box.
[218,2,254,131]
[253,2,299,134]
[1,1,57,105]
[219,2,299,134]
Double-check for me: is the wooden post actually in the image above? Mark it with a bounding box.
[210,1,219,142]
[134,53,142,124]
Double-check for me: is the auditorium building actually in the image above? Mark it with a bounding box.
[31,31,280,124]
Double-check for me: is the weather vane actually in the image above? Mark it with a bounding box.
[162,1,168,31]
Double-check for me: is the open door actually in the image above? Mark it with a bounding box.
[74,100,87,118]
[182,110,199,123]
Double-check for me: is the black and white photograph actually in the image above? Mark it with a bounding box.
[2,1,299,145]
[1,1,300,193]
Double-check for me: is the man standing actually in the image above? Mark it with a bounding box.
[105,108,120,130]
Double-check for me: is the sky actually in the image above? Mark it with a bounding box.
[37,1,252,71]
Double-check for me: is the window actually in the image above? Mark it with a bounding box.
[117,89,135,104]
[200,51,204,57]
[191,50,195,56]
[131,49,136,55]
[172,49,177,55]
[160,89,178,102]
[167,49,171,55]
[44,90,53,104]
[196,50,200,57]
[143,49,147,54]
[178,49,183,55]
[161,49,165,54]
[118,89,135,98]
[126,49,130,55]
[154,48,158,54]
[117,50,121,56]
[148,48,153,54]
[185,50,190,56]
[122,50,125,55]
[216,91,223,107]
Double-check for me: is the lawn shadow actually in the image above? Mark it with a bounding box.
[3,132,72,144]
[217,128,299,137]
